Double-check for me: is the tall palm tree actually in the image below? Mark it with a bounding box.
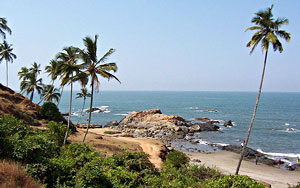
[19,63,43,102]
[57,46,84,146]
[81,35,120,143]
[235,5,291,175]
[75,88,91,125]
[0,41,16,86]
[0,17,11,40]
[40,84,61,103]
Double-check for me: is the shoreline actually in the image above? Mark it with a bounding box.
[185,150,300,188]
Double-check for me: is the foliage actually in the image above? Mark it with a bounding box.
[204,175,265,188]
[40,102,63,122]
[47,121,68,146]
[164,150,190,169]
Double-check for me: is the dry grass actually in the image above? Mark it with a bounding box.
[0,160,41,188]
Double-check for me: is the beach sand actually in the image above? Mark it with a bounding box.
[185,151,300,188]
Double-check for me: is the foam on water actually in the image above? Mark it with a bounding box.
[257,149,300,158]
[279,128,300,133]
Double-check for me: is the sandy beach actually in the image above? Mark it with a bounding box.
[186,151,300,188]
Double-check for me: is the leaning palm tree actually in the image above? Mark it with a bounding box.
[75,88,91,125]
[0,41,16,86]
[235,5,291,175]
[19,63,43,102]
[40,84,61,104]
[0,17,11,40]
[81,35,121,143]
[57,46,83,146]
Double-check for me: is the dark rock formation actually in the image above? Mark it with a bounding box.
[223,120,233,127]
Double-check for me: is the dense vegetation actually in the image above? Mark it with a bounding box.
[0,115,265,188]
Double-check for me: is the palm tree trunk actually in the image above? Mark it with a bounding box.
[6,61,8,87]
[76,97,86,126]
[82,80,94,143]
[63,82,73,146]
[30,90,34,102]
[235,49,269,175]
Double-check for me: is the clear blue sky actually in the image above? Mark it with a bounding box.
[1,0,299,92]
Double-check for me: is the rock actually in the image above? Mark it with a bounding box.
[85,107,105,113]
[104,120,119,127]
[96,136,103,139]
[224,120,233,127]
[191,159,201,163]
[119,109,187,128]
[195,117,211,122]
[207,120,220,124]
[202,109,218,112]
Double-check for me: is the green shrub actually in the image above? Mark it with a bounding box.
[204,175,265,188]
[50,143,100,187]
[75,158,113,188]
[40,102,62,122]
[47,121,68,146]
[104,130,121,134]
[164,150,190,169]
[112,151,155,173]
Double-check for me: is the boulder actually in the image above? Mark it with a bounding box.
[195,117,211,122]
[104,120,119,127]
[224,120,233,127]
[85,107,105,113]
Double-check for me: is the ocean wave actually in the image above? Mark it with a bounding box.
[283,123,296,127]
[284,123,290,126]
[257,149,300,158]
[103,110,111,113]
[188,107,199,110]
[195,139,209,145]
[213,142,230,147]
[114,113,128,116]
[279,128,300,133]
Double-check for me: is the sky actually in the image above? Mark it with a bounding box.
[0,0,299,92]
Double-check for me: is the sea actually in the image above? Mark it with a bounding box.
[54,91,300,165]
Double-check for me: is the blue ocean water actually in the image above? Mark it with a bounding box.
[56,91,300,158]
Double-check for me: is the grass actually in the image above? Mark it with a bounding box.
[0,160,41,188]
[104,130,121,135]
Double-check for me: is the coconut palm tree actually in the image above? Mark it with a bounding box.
[235,5,291,175]
[19,63,43,102]
[0,41,16,86]
[40,84,61,103]
[57,46,85,146]
[80,35,120,143]
[0,17,11,40]
[75,88,91,125]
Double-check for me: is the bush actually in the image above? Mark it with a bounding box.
[40,102,62,122]
[289,182,300,188]
[164,150,190,169]
[112,151,155,173]
[47,121,68,146]
[50,143,100,187]
[75,158,113,188]
[204,175,265,188]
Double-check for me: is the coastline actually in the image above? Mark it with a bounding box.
[185,151,300,188]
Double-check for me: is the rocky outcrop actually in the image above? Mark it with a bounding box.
[104,121,119,127]
[195,117,211,122]
[119,109,187,127]
[113,109,219,143]
[85,107,105,113]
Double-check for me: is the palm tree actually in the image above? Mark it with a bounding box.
[40,84,61,103]
[19,63,43,102]
[0,41,16,86]
[81,35,120,143]
[235,5,291,175]
[0,17,11,40]
[57,46,84,146]
[75,88,91,125]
